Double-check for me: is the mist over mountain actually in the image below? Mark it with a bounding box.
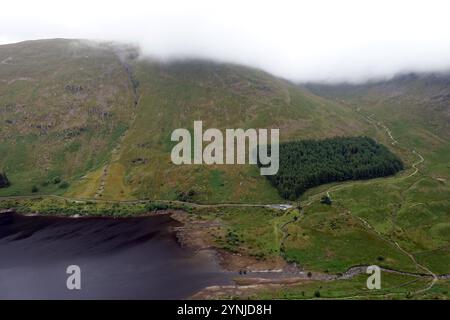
[2,0,450,83]
[0,34,449,300]
[0,38,448,202]
[1,0,450,301]
[0,39,363,201]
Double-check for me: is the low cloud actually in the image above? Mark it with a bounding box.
[1,0,450,83]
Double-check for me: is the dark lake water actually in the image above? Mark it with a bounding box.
[0,212,231,299]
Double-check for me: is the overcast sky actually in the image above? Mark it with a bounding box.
[1,0,450,83]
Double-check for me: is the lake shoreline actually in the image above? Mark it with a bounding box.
[0,209,233,299]
[0,207,279,272]
[0,208,176,219]
[0,207,302,299]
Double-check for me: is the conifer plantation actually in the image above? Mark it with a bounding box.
[263,137,404,200]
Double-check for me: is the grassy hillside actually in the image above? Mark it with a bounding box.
[67,55,371,203]
[0,39,373,202]
[307,73,450,140]
[300,76,450,275]
[1,40,448,296]
[0,39,137,196]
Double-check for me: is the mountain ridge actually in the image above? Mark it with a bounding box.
[0,38,371,202]
[0,39,448,204]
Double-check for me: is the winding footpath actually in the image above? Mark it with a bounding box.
[0,193,280,209]
[297,110,438,295]
[354,112,437,294]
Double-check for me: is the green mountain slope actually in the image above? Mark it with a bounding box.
[0,39,137,196]
[307,73,450,139]
[84,58,375,202]
[307,73,450,182]
[0,39,370,202]
[304,75,450,274]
